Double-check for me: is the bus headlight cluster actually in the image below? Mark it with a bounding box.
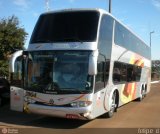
[70,101,92,107]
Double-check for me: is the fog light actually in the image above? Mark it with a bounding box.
[70,101,92,107]
[83,112,91,117]
[70,102,78,107]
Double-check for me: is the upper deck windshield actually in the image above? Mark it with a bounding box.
[25,51,93,94]
[30,11,100,43]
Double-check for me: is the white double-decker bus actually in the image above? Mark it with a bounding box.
[9,8,151,120]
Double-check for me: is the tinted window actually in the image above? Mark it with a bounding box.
[98,15,113,59]
[94,15,113,92]
[127,65,135,82]
[113,62,127,83]
[113,62,142,84]
[114,22,151,59]
[25,51,93,94]
[30,11,100,43]
[95,55,105,91]
[135,66,141,81]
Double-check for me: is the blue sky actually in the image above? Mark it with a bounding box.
[0,0,160,60]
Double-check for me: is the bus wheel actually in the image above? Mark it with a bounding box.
[104,92,117,118]
[137,86,146,101]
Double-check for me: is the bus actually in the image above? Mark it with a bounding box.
[9,8,151,120]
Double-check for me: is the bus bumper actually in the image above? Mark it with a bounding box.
[27,104,93,120]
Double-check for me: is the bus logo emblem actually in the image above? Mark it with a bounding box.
[49,99,54,105]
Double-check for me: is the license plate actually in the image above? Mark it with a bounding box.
[66,114,79,119]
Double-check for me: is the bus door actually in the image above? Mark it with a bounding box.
[94,57,110,115]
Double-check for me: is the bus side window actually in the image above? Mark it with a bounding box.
[113,68,121,82]
[115,21,151,60]
[95,15,113,92]
[135,66,142,81]
[113,62,142,84]
[127,65,134,82]
[105,61,110,84]
[95,55,105,92]
[113,62,127,84]
[113,62,122,83]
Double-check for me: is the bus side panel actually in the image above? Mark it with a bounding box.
[91,85,118,118]
[10,86,24,112]
[114,84,134,107]
[111,43,151,106]
[90,89,106,118]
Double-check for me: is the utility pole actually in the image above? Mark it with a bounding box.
[150,31,154,47]
[109,0,112,13]
[45,0,50,12]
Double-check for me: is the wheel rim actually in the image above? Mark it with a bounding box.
[110,93,116,113]
[141,88,145,99]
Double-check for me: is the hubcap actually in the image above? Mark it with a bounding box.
[141,89,145,98]
[110,93,116,113]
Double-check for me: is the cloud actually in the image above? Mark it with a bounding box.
[13,0,29,9]
[152,0,160,10]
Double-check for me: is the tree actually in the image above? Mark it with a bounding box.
[152,60,160,80]
[0,60,8,77]
[0,15,28,77]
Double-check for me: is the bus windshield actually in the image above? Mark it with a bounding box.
[30,11,100,43]
[25,51,93,94]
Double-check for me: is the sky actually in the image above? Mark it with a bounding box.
[0,0,160,60]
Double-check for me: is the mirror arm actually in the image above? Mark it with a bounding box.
[9,50,23,73]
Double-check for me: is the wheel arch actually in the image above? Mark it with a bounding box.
[108,87,119,110]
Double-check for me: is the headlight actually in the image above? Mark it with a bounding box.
[24,96,35,103]
[70,101,92,107]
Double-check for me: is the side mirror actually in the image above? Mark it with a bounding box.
[88,50,98,75]
[9,50,23,73]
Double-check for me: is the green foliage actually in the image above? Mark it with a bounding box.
[0,15,27,60]
[0,60,9,77]
[152,60,160,80]
[152,60,160,73]
[0,15,27,77]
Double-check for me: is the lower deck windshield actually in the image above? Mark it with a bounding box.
[25,51,93,94]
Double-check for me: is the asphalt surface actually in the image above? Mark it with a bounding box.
[0,82,160,133]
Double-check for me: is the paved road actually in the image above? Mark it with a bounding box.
[0,83,160,131]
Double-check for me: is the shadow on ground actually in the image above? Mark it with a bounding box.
[0,104,89,129]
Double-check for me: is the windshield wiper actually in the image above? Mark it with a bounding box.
[45,82,60,91]
[60,88,87,94]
